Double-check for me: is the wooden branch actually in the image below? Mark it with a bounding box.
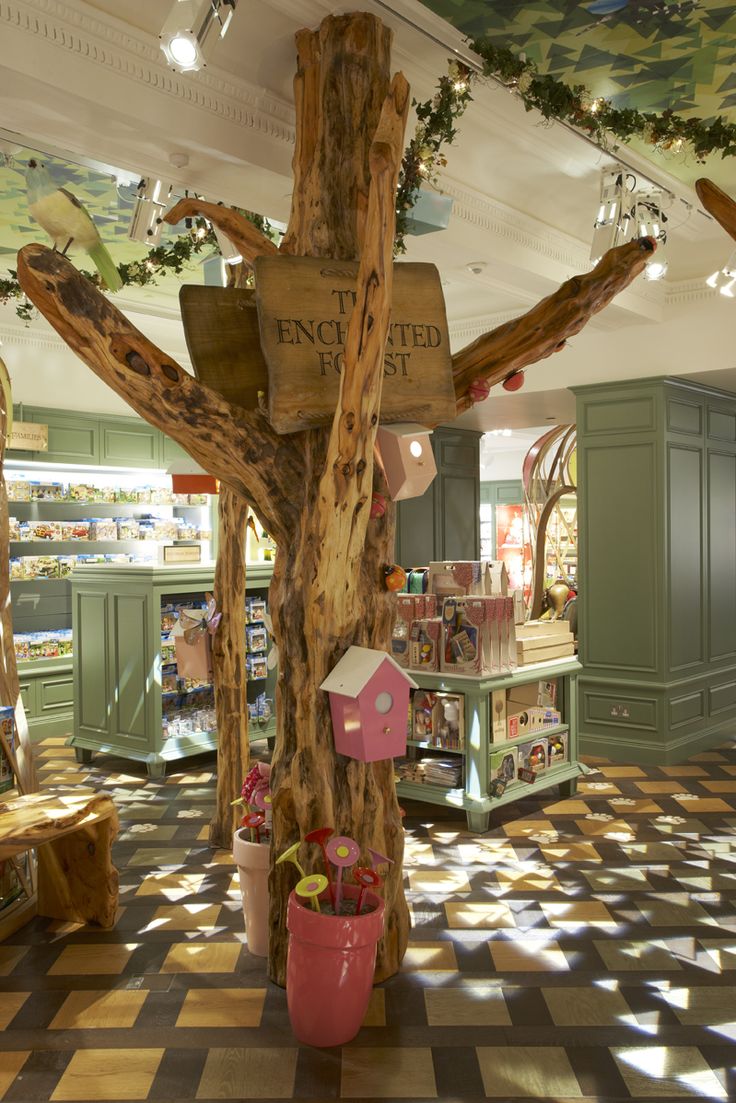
[311,72,410,628]
[696,179,736,245]
[164,198,279,264]
[451,237,655,414]
[209,487,249,850]
[281,14,393,259]
[16,244,304,544]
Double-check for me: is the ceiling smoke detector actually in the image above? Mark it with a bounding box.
[466,262,487,275]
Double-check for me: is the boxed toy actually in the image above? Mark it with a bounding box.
[434,692,464,750]
[506,703,561,740]
[0,705,16,793]
[428,561,486,598]
[508,678,558,709]
[8,518,19,541]
[247,625,269,653]
[409,617,441,671]
[485,560,510,596]
[29,481,64,501]
[7,480,30,502]
[441,597,485,673]
[490,745,518,785]
[391,595,417,668]
[546,730,568,767]
[412,690,435,742]
[517,737,548,774]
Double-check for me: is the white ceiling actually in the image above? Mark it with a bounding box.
[1,0,735,430]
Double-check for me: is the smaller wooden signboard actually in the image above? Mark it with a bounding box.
[179,286,268,410]
[9,422,48,452]
[254,256,456,434]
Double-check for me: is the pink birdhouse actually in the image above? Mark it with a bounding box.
[375,423,437,501]
[320,646,418,762]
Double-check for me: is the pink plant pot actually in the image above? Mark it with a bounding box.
[232,828,270,957]
[286,882,385,1047]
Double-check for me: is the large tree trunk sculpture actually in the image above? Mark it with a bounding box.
[16,11,653,983]
[209,486,249,849]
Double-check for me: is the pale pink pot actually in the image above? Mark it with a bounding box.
[232,828,270,957]
[286,882,385,1047]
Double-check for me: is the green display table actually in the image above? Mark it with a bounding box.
[396,658,582,832]
[70,562,274,777]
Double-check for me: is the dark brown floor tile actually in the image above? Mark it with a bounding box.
[149,1047,208,1100]
[565,1046,630,1098]
[293,1045,342,1097]
[3,1048,72,1102]
[432,1046,484,1098]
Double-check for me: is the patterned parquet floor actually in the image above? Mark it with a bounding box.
[1,737,736,1101]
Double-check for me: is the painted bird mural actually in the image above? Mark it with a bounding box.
[25,159,123,292]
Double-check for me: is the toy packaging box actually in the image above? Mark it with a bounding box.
[517,737,548,774]
[509,678,558,709]
[547,730,568,767]
[428,561,487,599]
[490,745,518,784]
[441,597,485,673]
[0,705,16,793]
[506,703,561,740]
[412,690,464,749]
[409,618,442,671]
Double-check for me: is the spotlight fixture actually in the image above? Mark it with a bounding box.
[706,249,736,298]
[631,188,669,281]
[590,166,635,263]
[160,0,238,73]
[128,178,172,245]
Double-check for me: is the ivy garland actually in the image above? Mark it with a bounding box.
[3,42,736,319]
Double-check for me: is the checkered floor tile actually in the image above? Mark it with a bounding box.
[1,737,736,1100]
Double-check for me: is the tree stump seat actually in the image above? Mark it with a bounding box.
[0,788,119,934]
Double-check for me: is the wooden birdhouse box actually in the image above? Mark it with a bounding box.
[320,647,417,762]
[376,423,437,501]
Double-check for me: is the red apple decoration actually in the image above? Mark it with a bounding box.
[468,378,491,404]
[502,370,525,392]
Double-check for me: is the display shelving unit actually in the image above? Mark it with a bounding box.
[70,561,275,777]
[8,459,214,742]
[396,657,582,832]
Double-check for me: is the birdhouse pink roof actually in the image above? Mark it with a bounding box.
[320,646,418,698]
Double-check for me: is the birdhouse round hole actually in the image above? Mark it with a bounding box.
[375,691,393,715]
[409,440,423,459]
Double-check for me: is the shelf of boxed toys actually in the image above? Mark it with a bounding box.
[395,658,582,833]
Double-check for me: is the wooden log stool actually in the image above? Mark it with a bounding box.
[0,789,119,934]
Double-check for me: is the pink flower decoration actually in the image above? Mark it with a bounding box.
[367,847,393,869]
[241,762,271,803]
[325,836,360,867]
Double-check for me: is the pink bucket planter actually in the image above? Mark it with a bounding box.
[232,828,270,957]
[286,882,385,1047]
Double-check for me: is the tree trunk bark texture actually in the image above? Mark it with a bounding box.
[15,9,656,989]
[209,486,249,850]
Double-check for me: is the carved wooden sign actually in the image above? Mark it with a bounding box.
[254,256,455,434]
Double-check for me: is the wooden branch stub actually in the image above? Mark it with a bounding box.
[696,179,736,245]
[164,198,279,265]
[451,237,654,414]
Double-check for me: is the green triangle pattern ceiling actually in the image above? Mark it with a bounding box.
[420,1,736,121]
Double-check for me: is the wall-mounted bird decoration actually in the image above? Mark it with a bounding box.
[25,160,123,292]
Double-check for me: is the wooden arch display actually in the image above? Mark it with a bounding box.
[16,12,653,983]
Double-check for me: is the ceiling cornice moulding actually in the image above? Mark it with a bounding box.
[1,0,295,146]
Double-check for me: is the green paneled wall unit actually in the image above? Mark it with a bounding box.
[575,376,736,764]
[395,427,481,568]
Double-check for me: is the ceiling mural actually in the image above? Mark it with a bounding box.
[421,1,736,119]
[0,146,212,309]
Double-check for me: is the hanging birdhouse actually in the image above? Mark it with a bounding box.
[375,423,437,501]
[320,646,417,762]
[404,187,454,237]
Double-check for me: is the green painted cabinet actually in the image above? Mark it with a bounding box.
[576,376,736,763]
[100,420,159,468]
[395,427,481,568]
[396,659,582,832]
[18,657,74,741]
[71,562,273,777]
